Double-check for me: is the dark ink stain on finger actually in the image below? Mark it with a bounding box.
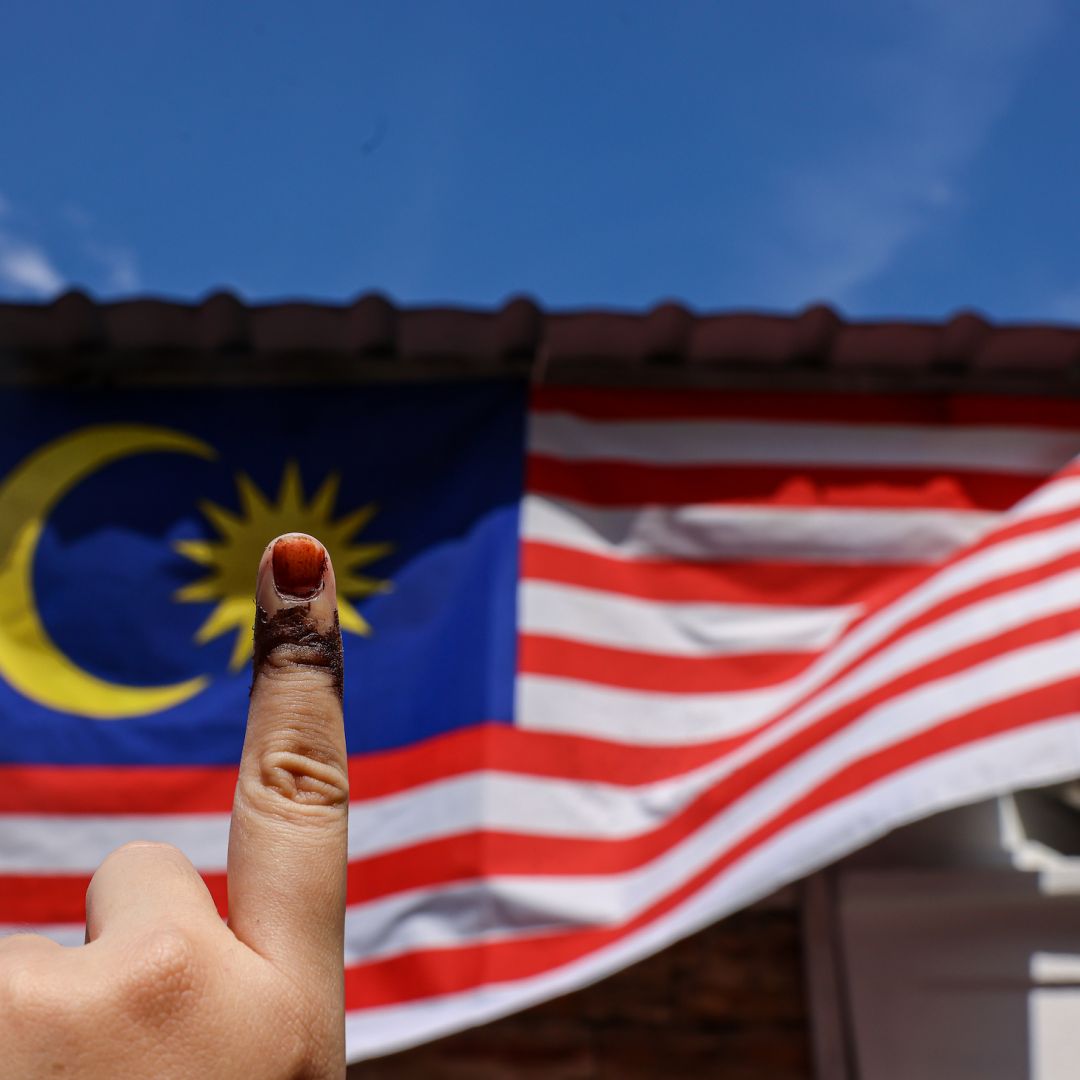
[251,604,343,699]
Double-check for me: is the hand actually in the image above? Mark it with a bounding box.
[0,533,349,1079]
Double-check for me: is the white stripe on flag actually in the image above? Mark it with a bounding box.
[528,415,1080,472]
[521,495,1000,564]
[520,579,859,656]
[516,674,795,742]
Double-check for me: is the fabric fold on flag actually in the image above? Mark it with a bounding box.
[336,452,1080,1054]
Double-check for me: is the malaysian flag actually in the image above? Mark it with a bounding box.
[3,384,1080,1062]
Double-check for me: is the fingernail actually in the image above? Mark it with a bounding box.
[272,534,326,600]
[253,532,343,697]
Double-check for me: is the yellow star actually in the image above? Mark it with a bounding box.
[174,462,392,670]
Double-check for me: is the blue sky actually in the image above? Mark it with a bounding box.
[1,1,1078,320]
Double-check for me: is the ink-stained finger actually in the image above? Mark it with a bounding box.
[227,533,348,990]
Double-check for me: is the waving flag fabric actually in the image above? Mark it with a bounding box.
[4,384,1080,1060]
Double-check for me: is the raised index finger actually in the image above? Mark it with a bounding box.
[227,532,348,983]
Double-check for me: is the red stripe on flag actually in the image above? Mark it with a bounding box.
[530,388,1080,430]
[522,541,929,606]
[519,634,820,692]
[0,726,744,816]
[527,455,1038,511]
[0,764,238,816]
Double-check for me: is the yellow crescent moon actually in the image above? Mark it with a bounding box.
[0,424,216,718]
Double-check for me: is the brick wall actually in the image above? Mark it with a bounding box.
[349,902,811,1079]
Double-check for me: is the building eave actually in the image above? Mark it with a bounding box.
[1,291,1078,393]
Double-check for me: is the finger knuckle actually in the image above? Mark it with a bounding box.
[116,926,203,1027]
[245,688,349,812]
[258,644,340,687]
[258,741,350,810]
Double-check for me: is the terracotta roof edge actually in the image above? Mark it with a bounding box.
[1,292,1078,390]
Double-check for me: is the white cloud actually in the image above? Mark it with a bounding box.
[1045,284,1080,324]
[87,242,140,293]
[761,0,1059,309]
[62,204,141,294]
[0,195,139,297]
[0,191,66,298]
[0,233,64,297]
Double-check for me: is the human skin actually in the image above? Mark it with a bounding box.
[0,532,349,1079]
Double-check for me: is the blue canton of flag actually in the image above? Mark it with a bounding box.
[0,383,525,765]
